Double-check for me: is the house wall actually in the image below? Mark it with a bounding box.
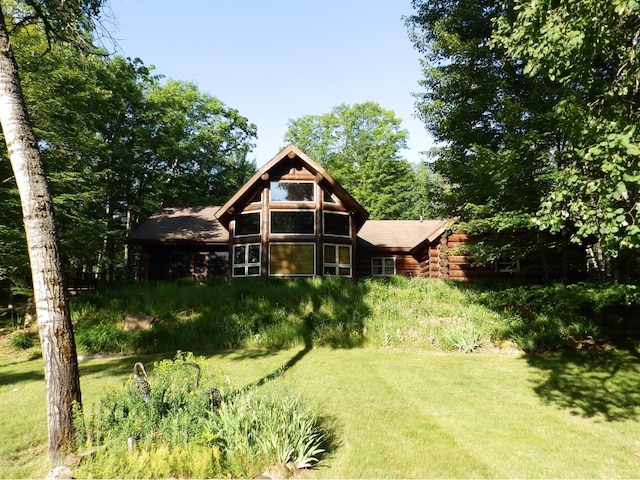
[139,245,229,282]
[229,156,356,279]
[416,235,449,280]
[356,249,422,277]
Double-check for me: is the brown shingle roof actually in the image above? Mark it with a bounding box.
[357,219,449,250]
[128,206,228,244]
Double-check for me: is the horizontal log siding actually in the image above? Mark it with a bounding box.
[416,234,448,280]
[356,249,421,277]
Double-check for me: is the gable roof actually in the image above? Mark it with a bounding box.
[357,219,449,251]
[215,144,369,229]
[128,206,228,245]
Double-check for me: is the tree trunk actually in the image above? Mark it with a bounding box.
[0,8,81,466]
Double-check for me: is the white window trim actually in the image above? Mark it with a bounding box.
[233,211,261,238]
[372,257,396,276]
[268,242,316,277]
[232,243,261,277]
[324,243,352,277]
[323,211,351,237]
[269,209,316,235]
[269,180,316,203]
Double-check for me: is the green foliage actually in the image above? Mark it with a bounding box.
[9,330,38,350]
[284,102,419,219]
[0,26,257,289]
[70,278,639,358]
[75,352,326,478]
[406,0,567,269]
[407,0,640,276]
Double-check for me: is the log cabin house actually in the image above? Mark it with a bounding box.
[128,145,522,282]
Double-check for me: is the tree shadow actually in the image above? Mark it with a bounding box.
[522,341,640,421]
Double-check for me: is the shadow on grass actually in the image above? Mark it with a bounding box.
[522,341,640,421]
[73,277,371,355]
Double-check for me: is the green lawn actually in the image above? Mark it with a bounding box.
[2,346,640,478]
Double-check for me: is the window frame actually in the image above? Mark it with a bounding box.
[323,211,351,237]
[269,180,316,203]
[270,209,316,235]
[372,257,396,276]
[323,243,352,277]
[232,243,261,277]
[234,211,261,237]
[268,242,316,277]
[323,189,338,204]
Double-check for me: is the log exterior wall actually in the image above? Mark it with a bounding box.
[356,249,422,277]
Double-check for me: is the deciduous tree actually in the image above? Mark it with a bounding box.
[284,102,415,219]
[406,0,573,275]
[0,0,104,464]
[493,0,640,264]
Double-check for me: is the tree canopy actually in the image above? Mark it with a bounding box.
[494,0,640,259]
[284,101,418,220]
[406,0,640,279]
[1,31,257,289]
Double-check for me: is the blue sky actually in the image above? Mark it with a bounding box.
[104,0,433,166]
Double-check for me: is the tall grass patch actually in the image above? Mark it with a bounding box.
[71,277,640,355]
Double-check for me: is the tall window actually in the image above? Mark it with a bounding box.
[323,211,350,237]
[233,244,260,277]
[269,243,315,276]
[270,181,315,202]
[324,244,351,277]
[234,212,260,237]
[372,257,395,276]
[270,211,315,234]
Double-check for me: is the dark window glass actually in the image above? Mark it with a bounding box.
[234,246,245,264]
[323,189,336,203]
[270,182,315,202]
[324,212,350,236]
[271,211,315,234]
[235,212,260,236]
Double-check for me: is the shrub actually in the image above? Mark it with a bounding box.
[440,322,484,353]
[75,352,327,479]
[9,330,37,350]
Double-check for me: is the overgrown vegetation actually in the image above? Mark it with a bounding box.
[73,352,327,479]
[69,277,639,355]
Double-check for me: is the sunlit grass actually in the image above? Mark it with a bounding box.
[2,278,639,477]
[4,346,640,478]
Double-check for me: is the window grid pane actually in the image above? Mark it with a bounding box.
[233,243,260,277]
[235,212,260,236]
[372,257,395,276]
[323,244,351,277]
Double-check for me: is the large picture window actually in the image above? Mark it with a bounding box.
[372,257,395,276]
[323,211,350,237]
[234,212,260,237]
[270,211,315,234]
[270,181,315,202]
[269,243,315,276]
[233,244,260,277]
[324,244,351,277]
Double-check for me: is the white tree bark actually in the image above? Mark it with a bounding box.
[0,7,81,465]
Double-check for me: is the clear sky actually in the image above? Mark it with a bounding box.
[103,0,433,166]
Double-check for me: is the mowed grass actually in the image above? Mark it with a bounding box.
[2,346,640,478]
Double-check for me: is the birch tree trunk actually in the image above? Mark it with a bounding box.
[0,7,81,465]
